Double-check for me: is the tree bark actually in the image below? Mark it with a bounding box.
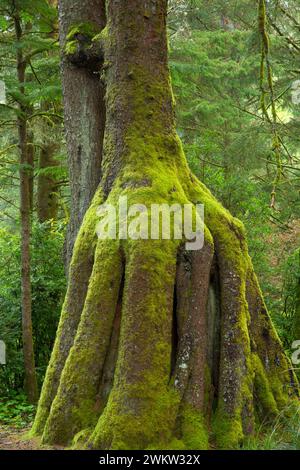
[37,102,60,223]
[37,141,59,222]
[58,0,106,271]
[32,0,299,448]
[14,12,38,404]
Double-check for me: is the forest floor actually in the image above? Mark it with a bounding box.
[0,425,40,450]
[0,425,62,450]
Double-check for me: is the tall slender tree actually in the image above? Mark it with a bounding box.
[32,0,298,449]
[13,8,38,404]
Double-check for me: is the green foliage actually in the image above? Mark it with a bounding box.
[0,221,66,395]
[243,402,300,450]
[0,0,66,226]
[0,0,61,111]
[0,1,67,403]
[272,248,300,349]
[0,392,35,428]
[169,1,300,361]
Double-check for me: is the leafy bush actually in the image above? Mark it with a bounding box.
[0,392,36,428]
[271,248,300,359]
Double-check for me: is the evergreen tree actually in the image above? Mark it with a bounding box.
[32,0,298,450]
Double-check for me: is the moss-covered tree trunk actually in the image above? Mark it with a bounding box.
[32,0,298,449]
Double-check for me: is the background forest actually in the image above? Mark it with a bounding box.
[0,0,299,448]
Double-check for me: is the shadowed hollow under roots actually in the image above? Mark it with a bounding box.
[30,141,299,450]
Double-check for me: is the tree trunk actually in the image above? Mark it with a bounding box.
[37,142,59,222]
[14,13,38,404]
[19,120,38,404]
[32,0,298,448]
[58,0,106,270]
[37,102,60,223]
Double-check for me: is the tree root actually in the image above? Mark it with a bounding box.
[31,163,299,449]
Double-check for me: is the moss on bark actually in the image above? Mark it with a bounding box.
[31,0,299,450]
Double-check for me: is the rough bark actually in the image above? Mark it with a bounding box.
[32,0,299,448]
[37,141,59,222]
[36,102,60,224]
[59,0,106,270]
[14,13,38,404]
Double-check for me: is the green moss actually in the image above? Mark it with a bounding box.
[32,190,121,444]
[269,374,289,409]
[84,239,181,450]
[92,25,108,43]
[147,439,186,450]
[87,385,181,450]
[65,22,102,57]
[181,404,209,450]
[253,353,278,416]
[41,237,123,445]
[212,407,244,449]
[72,428,93,449]
[66,22,100,41]
[64,40,77,56]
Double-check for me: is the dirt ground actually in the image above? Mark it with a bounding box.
[0,425,62,450]
[0,425,36,450]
